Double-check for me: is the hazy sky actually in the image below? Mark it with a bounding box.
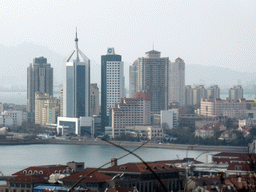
[0,0,255,73]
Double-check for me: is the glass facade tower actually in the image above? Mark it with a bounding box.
[63,32,90,118]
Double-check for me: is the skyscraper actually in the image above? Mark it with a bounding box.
[193,85,206,106]
[185,85,193,106]
[168,58,185,106]
[206,85,220,99]
[90,83,99,116]
[101,48,124,132]
[63,32,90,118]
[27,57,53,123]
[229,85,243,100]
[129,50,169,113]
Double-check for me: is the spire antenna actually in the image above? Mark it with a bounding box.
[152,43,154,50]
[75,27,78,42]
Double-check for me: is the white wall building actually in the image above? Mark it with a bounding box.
[106,53,125,115]
[160,109,179,130]
[168,58,185,106]
[57,117,94,136]
[125,126,163,140]
[111,92,151,138]
[0,110,22,127]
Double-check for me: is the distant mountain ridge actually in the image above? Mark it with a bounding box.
[0,43,255,91]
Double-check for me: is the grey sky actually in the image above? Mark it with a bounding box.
[0,0,255,73]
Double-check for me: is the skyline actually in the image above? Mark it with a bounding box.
[0,0,255,90]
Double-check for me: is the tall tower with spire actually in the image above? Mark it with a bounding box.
[63,30,90,118]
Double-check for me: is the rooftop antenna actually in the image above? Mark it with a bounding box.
[75,27,80,62]
[152,42,154,50]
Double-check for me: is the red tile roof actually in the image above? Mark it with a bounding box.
[12,165,69,177]
[100,161,182,174]
[61,168,112,183]
[213,152,256,164]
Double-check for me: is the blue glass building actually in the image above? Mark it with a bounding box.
[63,32,90,118]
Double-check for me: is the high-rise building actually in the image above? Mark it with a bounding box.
[63,32,90,118]
[129,50,169,113]
[193,85,206,106]
[110,92,151,138]
[101,48,125,133]
[90,83,99,116]
[185,85,193,106]
[27,57,53,123]
[168,58,185,106]
[35,92,59,125]
[206,85,220,99]
[229,85,243,100]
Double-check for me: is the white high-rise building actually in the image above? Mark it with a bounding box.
[185,85,193,106]
[105,48,125,115]
[168,58,185,106]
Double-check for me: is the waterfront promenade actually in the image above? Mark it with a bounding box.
[48,139,248,153]
[0,138,248,152]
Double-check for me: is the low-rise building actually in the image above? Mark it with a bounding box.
[0,110,23,127]
[160,109,178,130]
[195,126,214,139]
[57,117,94,136]
[200,98,247,118]
[218,129,237,140]
[125,125,163,140]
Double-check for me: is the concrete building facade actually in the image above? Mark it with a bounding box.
[168,58,185,106]
[90,83,99,116]
[110,92,151,138]
[185,85,193,106]
[206,85,220,99]
[193,85,207,106]
[160,109,179,130]
[229,85,243,100]
[129,50,169,113]
[101,48,124,133]
[27,57,53,123]
[200,98,247,118]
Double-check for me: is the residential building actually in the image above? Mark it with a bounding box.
[125,125,163,140]
[60,89,63,117]
[35,92,59,125]
[110,92,151,138]
[101,48,124,134]
[229,85,243,100]
[0,110,22,127]
[160,109,179,130]
[193,85,206,106]
[63,32,90,118]
[206,85,220,99]
[27,56,53,123]
[185,85,193,106]
[200,98,247,118]
[168,58,185,106]
[195,126,214,139]
[219,129,237,140]
[90,83,99,116]
[129,50,169,113]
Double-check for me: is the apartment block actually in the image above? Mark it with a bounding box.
[200,98,247,118]
[110,92,151,138]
